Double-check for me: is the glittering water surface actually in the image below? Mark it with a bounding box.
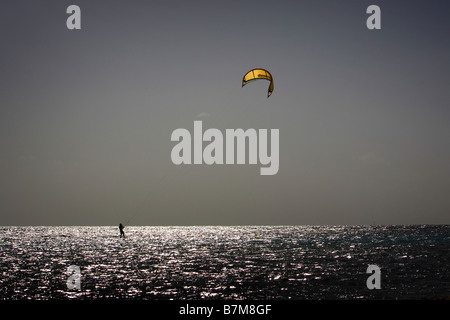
[0,225,449,299]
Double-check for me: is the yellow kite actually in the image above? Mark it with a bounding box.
[242,68,274,98]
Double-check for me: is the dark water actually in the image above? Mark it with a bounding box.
[0,225,449,300]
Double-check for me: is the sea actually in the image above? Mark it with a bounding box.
[0,225,449,300]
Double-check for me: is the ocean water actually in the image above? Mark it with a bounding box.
[0,225,449,300]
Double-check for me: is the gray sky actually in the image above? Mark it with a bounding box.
[1,0,449,226]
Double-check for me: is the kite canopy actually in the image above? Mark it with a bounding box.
[242,68,274,98]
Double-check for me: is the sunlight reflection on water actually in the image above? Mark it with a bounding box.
[0,225,449,299]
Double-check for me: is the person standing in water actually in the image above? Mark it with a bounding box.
[119,223,125,238]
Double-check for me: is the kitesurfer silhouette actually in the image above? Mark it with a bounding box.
[119,223,125,238]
